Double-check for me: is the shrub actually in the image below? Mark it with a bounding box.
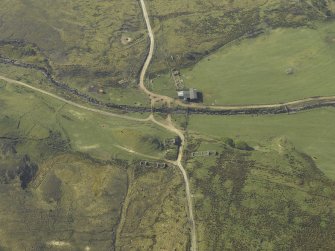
[223,137,235,147]
[235,141,253,151]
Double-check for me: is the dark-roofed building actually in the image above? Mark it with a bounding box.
[177,88,200,102]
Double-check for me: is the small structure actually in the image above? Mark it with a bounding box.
[140,161,150,167]
[172,69,181,76]
[178,88,200,102]
[156,162,168,169]
[118,79,128,86]
[88,85,105,94]
[164,136,181,147]
[139,161,168,169]
[191,150,218,158]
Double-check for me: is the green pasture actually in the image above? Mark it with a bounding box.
[148,0,330,75]
[0,82,173,161]
[155,22,335,105]
[184,22,335,105]
[187,108,335,179]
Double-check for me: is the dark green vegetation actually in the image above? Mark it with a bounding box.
[184,130,335,250]
[0,82,189,250]
[0,0,150,105]
[0,153,128,250]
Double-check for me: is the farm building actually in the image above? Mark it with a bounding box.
[177,88,201,102]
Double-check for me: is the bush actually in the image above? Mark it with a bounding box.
[235,141,253,151]
[223,137,235,148]
[18,155,38,189]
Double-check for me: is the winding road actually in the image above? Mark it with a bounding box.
[138,0,174,107]
[0,73,198,250]
[149,115,197,251]
[139,1,197,250]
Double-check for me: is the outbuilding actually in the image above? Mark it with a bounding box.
[177,88,200,102]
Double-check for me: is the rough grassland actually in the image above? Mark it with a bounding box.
[0,153,129,250]
[184,138,335,250]
[0,75,188,251]
[116,166,189,251]
[0,0,333,105]
[187,108,335,179]
[0,63,150,108]
[148,0,332,75]
[0,0,148,101]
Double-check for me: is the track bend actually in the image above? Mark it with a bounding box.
[139,1,197,250]
[0,76,150,123]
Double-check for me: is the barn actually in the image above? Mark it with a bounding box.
[177,88,201,102]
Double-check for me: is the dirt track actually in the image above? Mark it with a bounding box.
[1,1,335,250]
[138,2,335,114]
[139,1,198,250]
[138,0,174,106]
[0,76,151,123]
[1,72,198,251]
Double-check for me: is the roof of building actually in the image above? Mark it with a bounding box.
[177,88,199,100]
[189,88,198,99]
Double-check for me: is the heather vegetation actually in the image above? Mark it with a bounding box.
[1,0,335,250]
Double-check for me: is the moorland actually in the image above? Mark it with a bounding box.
[0,0,335,250]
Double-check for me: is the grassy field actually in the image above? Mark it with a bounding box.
[0,81,175,161]
[184,137,335,250]
[154,21,335,104]
[187,108,335,179]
